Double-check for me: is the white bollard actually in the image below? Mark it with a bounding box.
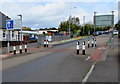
[24,43,27,52]
[44,40,46,47]
[46,39,48,47]
[82,41,85,55]
[88,40,90,48]
[92,39,94,47]
[95,38,96,48]
[76,41,80,55]
[13,44,16,55]
[19,43,22,54]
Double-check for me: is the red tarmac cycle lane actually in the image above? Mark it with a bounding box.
[90,46,107,61]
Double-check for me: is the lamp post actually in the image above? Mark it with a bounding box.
[68,15,71,38]
[68,7,76,38]
[17,14,22,43]
[83,16,85,36]
[93,12,97,48]
[111,11,114,43]
[94,12,97,38]
[111,11,114,30]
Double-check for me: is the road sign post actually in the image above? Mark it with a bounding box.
[6,20,14,53]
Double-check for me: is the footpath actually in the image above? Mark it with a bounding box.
[87,35,119,83]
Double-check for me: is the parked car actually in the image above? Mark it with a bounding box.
[113,30,118,35]
[93,32,99,36]
[104,31,109,34]
[97,31,105,35]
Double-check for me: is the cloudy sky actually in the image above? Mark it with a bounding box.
[0,0,119,29]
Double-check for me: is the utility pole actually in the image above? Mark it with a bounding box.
[83,16,85,36]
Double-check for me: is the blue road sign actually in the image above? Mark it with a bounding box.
[6,20,14,30]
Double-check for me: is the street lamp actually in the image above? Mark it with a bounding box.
[93,12,97,48]
[111,11,114,37]
[68,7,76,38]
[17,14,22,43]
[94,12,97,38]
[111,11,114,28]
[83,16,85,36]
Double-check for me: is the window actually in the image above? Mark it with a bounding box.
[3,30,6,37]
[12,31,14,38]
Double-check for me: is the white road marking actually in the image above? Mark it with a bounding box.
[85,56,90,61]
[81,62,96,84]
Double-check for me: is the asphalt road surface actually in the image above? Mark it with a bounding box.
[2,36,94,82]
[2,35,114,82]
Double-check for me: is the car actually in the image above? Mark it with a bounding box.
[93,32,99,36]
[97,31,105,35]
[113,30,118,35]
[104,31,109,34]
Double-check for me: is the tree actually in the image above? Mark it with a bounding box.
[22,27,31,31]
[84,24,92,35]
[58,21,69,32]
[75,17,80,24]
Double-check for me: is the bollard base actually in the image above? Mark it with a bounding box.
[76,50,79,55]
[20,49,22,54]
[44,45,46,47]
[82,50,85,55]
[88,44,90,48]
[14,50,16,55]
[95,44,96,47]
[92,44,94,47]
[25,49,27,53]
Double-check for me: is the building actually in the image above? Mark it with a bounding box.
[38,29,58,35]
[0,29,19,41]
[0,12,23,44]
[0,11,10,29]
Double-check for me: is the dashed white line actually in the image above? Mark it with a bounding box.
[81,62,96,84]
[85,56,90,61]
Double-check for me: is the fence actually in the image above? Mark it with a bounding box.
[37,35,71,45]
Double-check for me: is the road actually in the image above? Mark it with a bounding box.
[2,34,114,82]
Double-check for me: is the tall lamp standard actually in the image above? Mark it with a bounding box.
[93,12,97,48]
[111,11,114,29]
[83,16,85,36]
[93,12,97,38]
[111,11,114,38]
[68,7,76,38]
[17,14,22,43]
[68,15,71,37]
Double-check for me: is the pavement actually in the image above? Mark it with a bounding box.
[2,34,112,82]
[87,35,119,83]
